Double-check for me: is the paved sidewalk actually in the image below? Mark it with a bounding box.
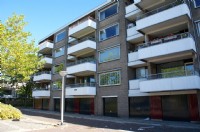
[19,108,200,132]
[1,108,199,132]
[21,108,200,129]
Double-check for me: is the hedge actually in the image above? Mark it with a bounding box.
[0,102,22,120]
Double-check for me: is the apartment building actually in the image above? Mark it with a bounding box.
[32,0,200,121]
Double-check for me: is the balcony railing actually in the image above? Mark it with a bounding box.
[69,17,95,30]
[66,82,96,88]
[136,0,184,20]
[146,70,199,80]
[33,88,50,91]
[34,71,51,76]
[66,58,96,67]
[68,37,95,47]
[134,32,191,51]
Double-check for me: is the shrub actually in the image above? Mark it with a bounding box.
[0,102,22,120]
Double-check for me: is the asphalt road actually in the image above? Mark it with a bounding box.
[20,109,200,132]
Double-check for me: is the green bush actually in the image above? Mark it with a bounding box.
[0,102,22,120]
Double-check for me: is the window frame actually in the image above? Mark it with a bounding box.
[99,3,118,21]
[195,20,200,36]
[55,30,66,43]
[54,46,65,58]
[194,0,200,8]
[99,45,120,63]
[99,23,119,41]
[99,70,121,87]
[52,80,62,90]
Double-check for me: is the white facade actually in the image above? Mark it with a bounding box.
[138,38,196,60]
[38,41,53,52]
[33,74,51,82]
[32,90,50,97]
[68,40,96,56]
[127,26,144,42]
[125,3,141,20]
[65,87,96,96]
[140,75,200,92]
[136,4,190,31]
[69,19,96,38]
[67,62,96,75]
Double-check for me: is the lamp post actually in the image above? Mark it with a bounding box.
[59,71,67,125]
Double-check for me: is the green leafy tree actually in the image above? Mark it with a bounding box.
[0,14,44,88]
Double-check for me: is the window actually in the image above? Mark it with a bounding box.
[54,47,64,58]
[53,63,64,74]
[99,71,121,86]
[136,67,148,79]
[52,80,62,89]
[99,4,118,21]
[196,21,200,36]
[99,46,120,63]
[99,24,119,41]
[194,0,200,8]
[56,31,66,43]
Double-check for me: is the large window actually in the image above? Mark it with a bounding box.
[194,0,200,8]
[99,24,119,41]
[99,46,120,63]
[99,71,121,86]
[99,4,118,21]
[136,67,148,79]
[54,47,64,58]
[56,31,66,43]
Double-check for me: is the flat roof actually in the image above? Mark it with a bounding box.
[38,0,114,43]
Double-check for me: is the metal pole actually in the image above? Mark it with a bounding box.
[61,76,64,125]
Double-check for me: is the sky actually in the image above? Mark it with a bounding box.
[0,0,106,44]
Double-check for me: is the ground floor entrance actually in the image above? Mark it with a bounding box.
[129,94,199,121]
[65,98,94,115]
[103,97,118,117]
[33,98,49,110]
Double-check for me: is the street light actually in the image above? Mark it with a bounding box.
[59,71,67,125]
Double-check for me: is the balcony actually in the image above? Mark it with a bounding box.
[137,33,196,62]
[33,71,51,82]
[127,26,144,43]
[140,70,200,92]
[125,3,142,20]
[38,41,53,54]
[68,37,96,57]
[41,56,52,68]
[128,51,146,67]
[134,0,164,10]
[65,83,96,96]
[136,0,190,33]
[66,58,96,76]
[32,89,50,97]
[69,18,96,38]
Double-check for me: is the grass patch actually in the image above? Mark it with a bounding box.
[0,102,22,120]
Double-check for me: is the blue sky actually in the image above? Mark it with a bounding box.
[0,0,106,44]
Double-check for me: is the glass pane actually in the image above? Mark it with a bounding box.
[195,0,200,7]
[100,24,119,41]
[100,4,117,21]
[99,47,120,63]
[56,31,66,42]
[99,71,120,86]
[55,47,64,58]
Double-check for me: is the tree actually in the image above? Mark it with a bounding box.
[0,14,44,87]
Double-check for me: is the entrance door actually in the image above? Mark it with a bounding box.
[79,98,91,114]
[103,97,118,117]
[54,99,60,112]
[162,95,190,121]
[65,98,75,113]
